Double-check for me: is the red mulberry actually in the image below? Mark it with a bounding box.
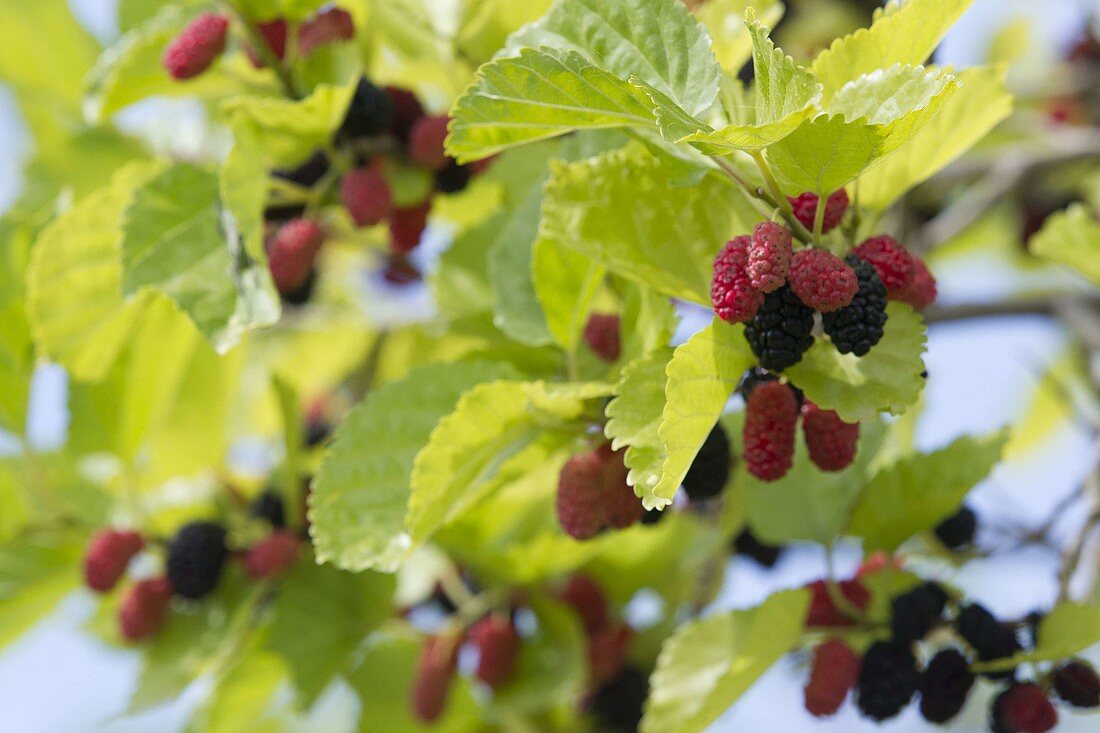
[855,235,914,298]
[789,189,850,234]
[747,221,793,293]
[787,248,858,312]
[743,381,798,481]
[163,13,229,80]
[712,236,764,323]
[801,402,859,471]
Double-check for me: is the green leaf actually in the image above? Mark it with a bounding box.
[267,559,395,706]
[811,0,975,96]
[650,321,755,508]
[493,596,588,713]
[539,144,758,304]
[532,238,605,354]
[235,0,330,21]
[504,0,721,117]
[847,430,1008,552]
[767,114,884,194]
[786,302,927,423]
[642,589,811,733]
[976,603,1100,671]
[0,0,99,107]
[605,350,674,499]
[0,531,82,650]
[446,47,654,163]
[187,649,287,733]
[0,218,34,433]
[1030,203,1100,286]
[695,0,784,73]
[857,65,1012,211]
[310,362,517,572]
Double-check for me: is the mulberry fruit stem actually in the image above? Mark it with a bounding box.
[749,151,815,242]
[218,1,301,100]
[812,191,827,246]
[709,156,813,243]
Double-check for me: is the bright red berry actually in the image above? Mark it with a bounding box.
[584,313,621,362]
[389,201,431,253]
[788,190,850,234]
[805,579,871,628]
[84,530,144,593]
[118,577,172,642]
[163,12,229,80]
[467,615,520,689]
[804,638,861,717]
[991,683,1058,733]
[297,7,355,56]
[855,236,915,298]
[801,402,859,472]
[747,222,793,293]
[411,635,458,722]
[712,236,764,323]
[743,381,799,481]
[243,530,299,580]
[556,450,606,540]
[384,86,426,142]
[341,165,392,227]
[587,624,632,683]
[408,115,451,171]
[267,219,324,294]
[787,249,859,312]
[559,575,609,634]
[900,256,937,311]
[597,443,644,530]
[247,19,288,67]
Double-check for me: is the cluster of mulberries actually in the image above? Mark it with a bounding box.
[555,443,644,540]
[739,372,860,481]
[711,217,937,371]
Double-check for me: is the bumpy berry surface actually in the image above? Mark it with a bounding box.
[732,528,783,567]
[434,161,472,194]
[559,575,608,634]
[806,579,871,628]
[166,521,229,600]
[712,237,764,323]
[338,78,395,140]
[956,604,1022,674]
[991,684,1058,733]
[163,12,228,80]
[744,286,815,371]
[801,402,859,471]
[591,666,648,733]
[341,165,392,227]
[682,424,731,500]
[408,115,451,171]
[742,381,799,481]
[389,201,431,253]
[788,248,859,312]
[855,236,915,298]
[583,313,621,362]
[900,255,938,311]
[597,444,643,530]
[556,451,605,540]
[410,635,458,723]
[84,530,144,593]
[468,615,520,689]
[1053,660,1100,708]
[118,577,172,642]
[244,530,299,580]
[822,255,887,356]
[919,648,975,724]
[804,638,861,717]
[747,222,793,293]
[587,624,632,683]
[789,189,850,233]
[935,506,977,549]
[384,86,426,142]
[297,7,354,56]
[891,582,948,642]
[856,641,919,721]
[267,219,324,294]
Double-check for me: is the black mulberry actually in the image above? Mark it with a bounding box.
[822,255,887,356]
[337,78,394,141]
[682,424,732,500]
[955,604,1021,678]
[743,285,814,371]
[250,489,285,528]
[732,528,783,568]
[919,648,975,724]
[166,521,228,600]
[891,582,948,642]
[935,506,977,550]
[591,666,649,732]
[856,641,919,721]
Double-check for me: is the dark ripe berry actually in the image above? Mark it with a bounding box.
[822,255,887,357]
[955,604,1021,677]
[712,236,764,324]
[337,78,395,141]
[163,12,228,80]
[84,530,144,593]
[297,7,355,56]
[389,201,431,253]
[591,666,649,733]
[891,582,949,643]
[583,313,621,362]
[434,161,472,194]
[243,530,299,580]
[732,528,783,567]
[408,115,451,171]
[1053,660,1100,708]
[788,189,850,234]
[641,507,665,525]
[588,624,633,683]
[747,221,793,293]
[410,635,458,723]
[801,401,859,472]
[558,575,608,635]
[118,577,172,642]
[743,285,815,371]
[856,641,919,721]
[681,423,731,500]
[742,380,799,481]
[805,579,871,628]
[919,648,975,724]
[596,444,644,530]
[384,86,426,142]
[305,418,332,447]
[250,489,286,528]
[935,506,977,550]
[467,615,520,689]
[274,150,330,189]
[166,521,228,600]
[804,638,861,717]
[737,366,777,402]
[990,683,1058,733]
[854,235,915,298]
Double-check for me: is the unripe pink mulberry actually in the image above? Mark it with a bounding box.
[789,190,849,234]
[163,13,229,80]
[855,236,914,298]
[787,249,858,312]
[747,222,793,293]
[341,165,392,227]
[801,402,859,471]
[742,380,798,481]
[712,236,764,323]
[84,530,144,593]
[900,256,937,311]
